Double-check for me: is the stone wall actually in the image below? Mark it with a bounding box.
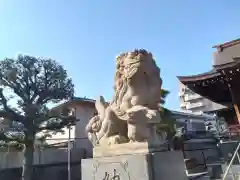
[0,147,88,169]
[0,147,90,180]
[0,162,82,180]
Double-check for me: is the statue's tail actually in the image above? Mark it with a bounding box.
[95,96,107,121]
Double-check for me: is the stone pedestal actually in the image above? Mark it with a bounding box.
[81,143,188,180]
[93,142,168,157]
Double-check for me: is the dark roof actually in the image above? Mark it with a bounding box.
[204,106,231,113]
[171,110,215,119]
[177,69,220,83]
[213,38,240,51]
[50,97,95,111]
[177,60,240,105]
[178,38,240,83]
[177,60,240,83]
[72,97,95,104]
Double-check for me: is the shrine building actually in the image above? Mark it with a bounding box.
[178,38,240,127]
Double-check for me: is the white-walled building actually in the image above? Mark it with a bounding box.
[171,110,217,132]
[179,82,215,113]
[47,97,217,154]
[47,97,96,154]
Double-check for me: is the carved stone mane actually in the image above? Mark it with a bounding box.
[113,49,157,112]
[86,49,163,147]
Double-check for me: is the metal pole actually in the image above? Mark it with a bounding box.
[68,126,71,180]
[237,152,240,164]
[227,83,240,123]
[222,143,240,180]
[6,145,10,168]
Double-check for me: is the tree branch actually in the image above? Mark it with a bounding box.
[0,131,9,141]
[0,73,29,102]
[37,115,78,131]
[0,89,24,122]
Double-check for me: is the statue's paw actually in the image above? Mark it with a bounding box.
[98,135,128,146]
[146,109,157,119]
[108,135,128,145]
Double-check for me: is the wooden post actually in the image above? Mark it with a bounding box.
[228,83,240,124]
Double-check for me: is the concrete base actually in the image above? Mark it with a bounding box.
[81,151,188,180]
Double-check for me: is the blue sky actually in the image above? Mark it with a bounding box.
[0,0,239,110]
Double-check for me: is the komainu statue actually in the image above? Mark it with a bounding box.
[86,49,163,146]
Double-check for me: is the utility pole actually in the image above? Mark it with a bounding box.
[68,126,71,180]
